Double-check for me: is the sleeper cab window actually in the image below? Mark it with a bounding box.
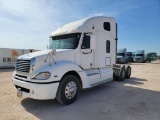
[104,22,111,31]
[106,40,110,53]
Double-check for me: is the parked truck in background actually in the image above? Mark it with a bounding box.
[131,52,135,62]
[126,52,133,62]
[12,16,131,105]
[0,48,37,68]
[116,48,127,63]
[145,52,157,62]
[134,50,145,62]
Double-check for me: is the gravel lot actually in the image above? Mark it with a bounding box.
[0,63,160,120]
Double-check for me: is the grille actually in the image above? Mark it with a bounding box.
[135,58,140,61]
[15,74,27,79]
[117,58,121,61]
[16,59,31,73]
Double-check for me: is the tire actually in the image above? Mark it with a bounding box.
[125,66,131,79]
[113,73,118,81]
[56,75,80,105]
[117,67,125,81]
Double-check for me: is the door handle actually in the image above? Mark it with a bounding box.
[82,50,92,54]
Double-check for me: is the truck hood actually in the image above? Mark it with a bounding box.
[18,49,75,62]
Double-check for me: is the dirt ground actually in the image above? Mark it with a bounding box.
[0,63,160,120]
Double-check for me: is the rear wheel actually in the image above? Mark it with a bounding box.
[56,75,80,105]
[125,66,131,79]
[113,73,118,81]
[117,67,125,81]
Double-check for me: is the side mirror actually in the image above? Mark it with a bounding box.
[90,35,96,49]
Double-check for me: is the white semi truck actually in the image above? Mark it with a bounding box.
[12,16,131,105]
[116,48,127,64]
[134,50,145,62]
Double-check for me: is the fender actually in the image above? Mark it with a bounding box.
[31,60,83,82]
[30,60,91,88]
[50,60,83,80]
[53,61,92,89]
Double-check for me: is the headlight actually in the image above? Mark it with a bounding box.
[33,72,51,80]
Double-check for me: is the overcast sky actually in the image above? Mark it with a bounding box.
[0,0,160,54]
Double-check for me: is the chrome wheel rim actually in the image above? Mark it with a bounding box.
[65,81,77,99]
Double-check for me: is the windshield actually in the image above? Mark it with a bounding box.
[49,33,81,49]
[136,54,143,56]
[152,53,157,56]
[147,53,157,57]
[117,53,125,56]
[131,52,135,56]
[127,53,131,56]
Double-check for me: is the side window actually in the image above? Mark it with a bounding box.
[106,40,110,53]
[81,35,90,49]
[104,22,110,31]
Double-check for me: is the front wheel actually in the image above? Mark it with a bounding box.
[56,75,80,105]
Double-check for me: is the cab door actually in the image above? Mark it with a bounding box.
[80,34,100,85]
[80,34,94,69]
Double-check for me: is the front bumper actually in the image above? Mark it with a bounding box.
[134,59,143,63]
[116,60,125,64]
[13,77,59,100]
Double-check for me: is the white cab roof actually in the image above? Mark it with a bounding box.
[50,16,115,37]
